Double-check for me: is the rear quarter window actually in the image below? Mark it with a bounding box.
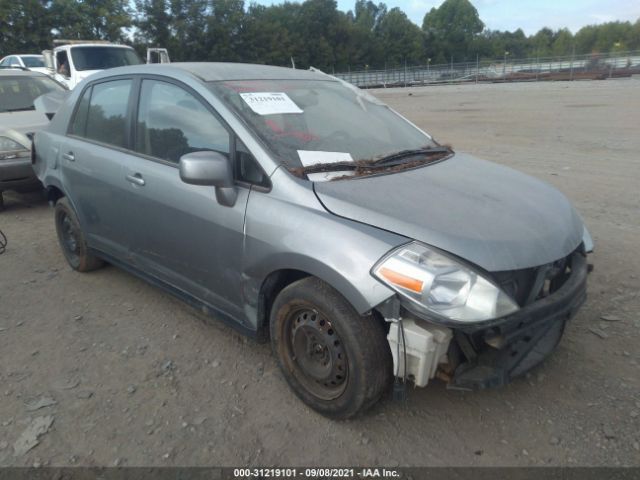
[69,86,91,136]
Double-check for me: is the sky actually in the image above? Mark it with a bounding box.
[252,0,640,35]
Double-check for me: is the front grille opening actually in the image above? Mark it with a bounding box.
[491,252,575,307]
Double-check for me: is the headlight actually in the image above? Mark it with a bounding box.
[0,136,29,160]
[372,242,519,323]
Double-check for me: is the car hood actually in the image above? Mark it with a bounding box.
[313,153,584,272]
[0,110,49,135]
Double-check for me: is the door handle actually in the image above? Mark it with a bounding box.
[125,173,145,186]
[62,152,75,162]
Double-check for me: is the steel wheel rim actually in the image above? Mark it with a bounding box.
[60,213,80,260]
[285,307,348,400]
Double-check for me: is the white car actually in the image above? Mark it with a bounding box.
[43,41,170,90]
[0,54,49,74]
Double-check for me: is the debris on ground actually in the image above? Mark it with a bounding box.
[12,415,55,456]
[602,425,616,440]
[588,328,609,339]
[53,377,80,390]
[24,396,57,412]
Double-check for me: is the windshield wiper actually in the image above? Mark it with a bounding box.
[299,146,453,176]
[371,146,452,165]
[4,106,36,112]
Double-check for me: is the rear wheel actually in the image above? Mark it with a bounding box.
[54,197,104,272]
[270,277,392,419]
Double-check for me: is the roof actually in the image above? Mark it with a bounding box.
[117,62,335,82]
[55,43,136,50]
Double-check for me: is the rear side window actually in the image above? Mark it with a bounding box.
[85,79,132,149]
[135,79,229,163]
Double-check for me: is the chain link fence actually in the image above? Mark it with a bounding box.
[334,51,640,88]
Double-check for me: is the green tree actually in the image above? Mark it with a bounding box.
[204,0,246,62]
[422,0,484,61]
[134,0,173,49]
[50,0,132,41]
[530,27,555,57]
[0,0,52,56]
[551,28,574,56]
[377,8,424,66]
[242,3,304,66]
[167,0,209,61]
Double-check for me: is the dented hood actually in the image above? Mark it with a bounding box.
[313,153,584,272]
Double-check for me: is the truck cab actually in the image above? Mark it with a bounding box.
[43,41,169,89]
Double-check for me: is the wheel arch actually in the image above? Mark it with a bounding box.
[254,256,394,341]
[45,183,66,205]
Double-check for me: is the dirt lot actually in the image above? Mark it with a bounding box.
[1,79,639,467]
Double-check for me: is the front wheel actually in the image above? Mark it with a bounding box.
[54,197,104,272]
[270,277,392,419]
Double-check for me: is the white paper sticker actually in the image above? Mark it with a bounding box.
[297,150,355,182]
[240,92,303,115]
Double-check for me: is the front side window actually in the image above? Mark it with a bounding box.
[56,51,70,77]
[85,79,132,148]
[135,79,229,163]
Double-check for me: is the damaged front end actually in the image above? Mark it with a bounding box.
[375,245,591,391]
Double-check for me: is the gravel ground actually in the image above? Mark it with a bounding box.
[0,78,639,467]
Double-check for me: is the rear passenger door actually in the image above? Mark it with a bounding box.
[60,78,135,259]
[123,78,250,321]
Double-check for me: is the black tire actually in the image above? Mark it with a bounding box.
[54,197,104,272]
[0,192,4,211]
[270,277,392,419]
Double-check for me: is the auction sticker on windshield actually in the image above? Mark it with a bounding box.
[239,92,303,115]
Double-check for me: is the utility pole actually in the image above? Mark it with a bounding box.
[570,44,575,81]
[404,57,407,87]
[450,55,453,82]
[503,51,509,78]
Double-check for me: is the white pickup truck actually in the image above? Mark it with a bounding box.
[43,41,170,90]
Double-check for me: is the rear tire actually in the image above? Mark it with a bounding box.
[270,277,392,419]
[54,197,104,272]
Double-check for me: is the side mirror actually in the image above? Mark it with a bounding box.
[146,48,171,64]
[179,151,237,207]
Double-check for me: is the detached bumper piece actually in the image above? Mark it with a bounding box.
[448,252,588,390]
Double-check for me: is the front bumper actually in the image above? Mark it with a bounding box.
[0,155,40,191]
[447,252,588,390]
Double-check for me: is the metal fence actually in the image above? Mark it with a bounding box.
[334,50,640,88]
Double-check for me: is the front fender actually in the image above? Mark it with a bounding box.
[247,251,395,317]
[242,174,407,327]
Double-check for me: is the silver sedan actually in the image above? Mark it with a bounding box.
[0,69,66,209]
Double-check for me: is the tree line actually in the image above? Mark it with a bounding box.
[1,0,639,70]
